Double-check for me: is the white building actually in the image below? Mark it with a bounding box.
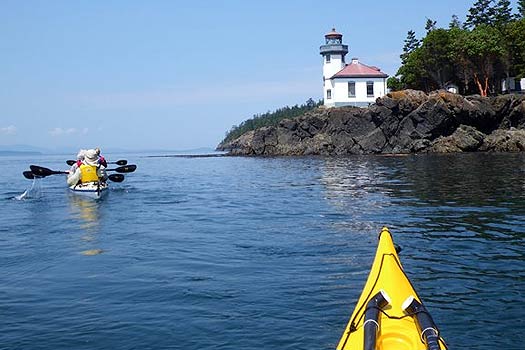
[320,28,388,107]
[502,77,525,93]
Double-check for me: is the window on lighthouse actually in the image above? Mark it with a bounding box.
[326,55,331,63]
[327,89,332,99]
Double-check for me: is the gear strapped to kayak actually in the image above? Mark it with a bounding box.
[336,227,448,350]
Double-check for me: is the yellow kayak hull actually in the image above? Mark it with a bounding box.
[337,227,447,350]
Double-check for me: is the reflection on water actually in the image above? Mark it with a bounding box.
[392,153,525,206]
[81,248,104,256]
[320,156,400,235]
[320,153,525,235]
[68,194,100,230]
[67,193,103,247]
[321,157,389,201]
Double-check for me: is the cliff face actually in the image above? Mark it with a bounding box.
[217,90,525,156]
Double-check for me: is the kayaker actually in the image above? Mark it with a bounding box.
[95,147,107,168]
[67,148,108,186]
[68,149,87,173]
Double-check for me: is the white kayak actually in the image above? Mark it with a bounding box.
[68,181,108,199]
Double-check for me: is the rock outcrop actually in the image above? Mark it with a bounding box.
[217,90,525,156]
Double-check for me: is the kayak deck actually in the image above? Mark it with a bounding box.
[337,227,447,350]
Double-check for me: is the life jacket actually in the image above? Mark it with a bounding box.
[79,164,100,183]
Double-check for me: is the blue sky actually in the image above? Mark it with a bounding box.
[0,1,517,151]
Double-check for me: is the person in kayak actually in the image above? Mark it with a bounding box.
[67,148,108,186]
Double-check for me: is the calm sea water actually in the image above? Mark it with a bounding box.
[1,152,524,350]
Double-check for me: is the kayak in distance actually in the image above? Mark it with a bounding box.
[336,227,448,350]
[22,161,136,201]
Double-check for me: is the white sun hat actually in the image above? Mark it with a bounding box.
[84,149,99,166]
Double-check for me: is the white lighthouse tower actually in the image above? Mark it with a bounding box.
[320,28,348,102]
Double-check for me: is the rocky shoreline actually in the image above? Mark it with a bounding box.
[217,90,525,156]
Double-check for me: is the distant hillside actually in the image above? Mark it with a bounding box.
[0,144,48,153]
[0,144,48,155]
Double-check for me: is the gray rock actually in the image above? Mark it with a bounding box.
[480,128,525,152]
[430,125,485,153]
[218,90,525,156]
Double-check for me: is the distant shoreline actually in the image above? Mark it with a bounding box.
[0,151,42,156]
[146,153,228,158]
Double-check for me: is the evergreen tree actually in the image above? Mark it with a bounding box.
[425,18,437,33]
[518,0,525,18]
[449,14,462,29]
[465,0,497,28]
[306,98,316,108]
[493,0,513,24]
[400,30,420,64]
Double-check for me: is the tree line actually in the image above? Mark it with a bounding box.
[221,98,322,144]
[388,0,525,96]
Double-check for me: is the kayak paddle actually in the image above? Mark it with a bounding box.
[108,174,125,182]
[23,171,35,179]
[107,164,137,173]
[29,165,68,177]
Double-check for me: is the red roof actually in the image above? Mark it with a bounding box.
[332,59,388,78]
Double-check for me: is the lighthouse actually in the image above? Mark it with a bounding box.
[320,29,388,107]
[320,28,348,102]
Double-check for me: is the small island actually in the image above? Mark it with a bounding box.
[217,90,525,155]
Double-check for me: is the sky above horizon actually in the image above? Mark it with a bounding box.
[1,1,520,152]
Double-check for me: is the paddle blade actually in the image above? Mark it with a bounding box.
[23,171,35,179]
[66,160,76,166]
[114,159,128,166]
[30,165,51,177]
[29,165,68,177]
[108,174,125,182]
[113,164,137,173]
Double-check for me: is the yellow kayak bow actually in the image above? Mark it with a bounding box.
[337,227,447,350]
